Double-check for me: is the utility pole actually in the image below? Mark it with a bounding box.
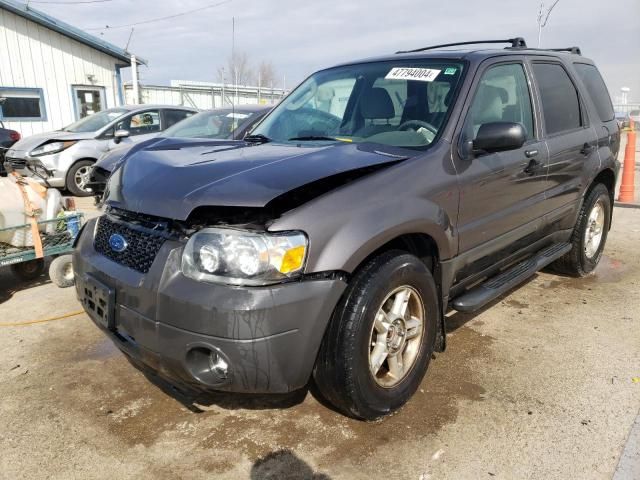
[232,16,236,106]
[221,67,226,106]
[537,0,561,47]
[258,70,261,104]
[131,54,139,104]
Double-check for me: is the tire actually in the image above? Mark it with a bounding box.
[66,160,95,197]
[313,250,439,420]
[49,255,75,288]
[551,183,611,277]
[11,259,45,281]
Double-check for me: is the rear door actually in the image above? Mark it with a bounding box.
[529,60,599,227]
[573,62,620,171]
[453,58,548,260]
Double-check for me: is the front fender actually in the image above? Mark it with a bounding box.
[269,154,458,274]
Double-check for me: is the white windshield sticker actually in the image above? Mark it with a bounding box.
[385,67,441,82]
[226,113,250,119]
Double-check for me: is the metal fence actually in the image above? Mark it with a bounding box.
[124,82,288,110]
[614,104,640,115]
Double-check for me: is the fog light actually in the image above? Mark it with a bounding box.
[185,345,232,386]
[209,351,228,379]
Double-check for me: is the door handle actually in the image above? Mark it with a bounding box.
[525,149,539,158]
[580,143,594,155]
[523,158,541,176]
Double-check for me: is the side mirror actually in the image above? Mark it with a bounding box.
[113,129,130,144]
[472,122,526,154]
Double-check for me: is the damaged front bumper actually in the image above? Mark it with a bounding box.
[73,218,347,394]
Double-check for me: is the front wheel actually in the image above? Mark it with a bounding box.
[313,251,438,420]
[551,183,611,276]
[66,160,95,197]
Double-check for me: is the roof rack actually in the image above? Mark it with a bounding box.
[548,46,582,55]
[396,37,527,54]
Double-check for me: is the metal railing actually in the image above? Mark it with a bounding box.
[613,104,640,115]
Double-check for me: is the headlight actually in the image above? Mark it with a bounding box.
[30,140,76,157]
[182,228,308,286]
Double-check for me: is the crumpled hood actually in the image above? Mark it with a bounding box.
[105,140,409,220]
[7,130,95,155]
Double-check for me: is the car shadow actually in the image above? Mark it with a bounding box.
[125,356,308,414]
[251,450,331,479]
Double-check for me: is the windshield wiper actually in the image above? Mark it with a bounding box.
[244,134,271,144]
[288,135,341,142]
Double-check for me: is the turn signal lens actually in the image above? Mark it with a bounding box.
[280,246,306,274]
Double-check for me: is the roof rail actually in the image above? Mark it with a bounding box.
[396,37,527,54]
[548,46,582,55]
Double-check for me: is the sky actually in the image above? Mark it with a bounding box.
[32,0,640,104]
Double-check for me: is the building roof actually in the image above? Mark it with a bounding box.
[0,0,146,65]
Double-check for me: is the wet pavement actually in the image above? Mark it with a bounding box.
[1,207,639,479]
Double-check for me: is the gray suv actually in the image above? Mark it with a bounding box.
[73,38,620,419]
[5,105,196,196]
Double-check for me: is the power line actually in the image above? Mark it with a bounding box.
[29,0,113,4]
[84,0,232,31]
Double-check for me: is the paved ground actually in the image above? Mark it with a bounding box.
[0,204,639,480]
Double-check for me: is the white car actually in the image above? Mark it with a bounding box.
[4,105,196,196]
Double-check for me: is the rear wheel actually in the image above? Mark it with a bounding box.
[66,160,95,197]
[313,251,438,420]
[551,183,611,276]
[11,259,46,281]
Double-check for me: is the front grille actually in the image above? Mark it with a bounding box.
[6,157,27,170]
[94,215,167,273]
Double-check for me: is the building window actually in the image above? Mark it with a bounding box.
[0,88,47,121]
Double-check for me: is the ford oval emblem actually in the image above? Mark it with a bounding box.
[109,233,128,253]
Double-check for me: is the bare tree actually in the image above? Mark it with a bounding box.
[216,53,278,87]
[217,51,254,86]
[257,61,277,88]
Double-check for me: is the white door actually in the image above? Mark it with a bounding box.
[72,86,106,119]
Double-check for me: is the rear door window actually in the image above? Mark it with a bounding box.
[163,109,194,129]
[573,63,614,122]
[532,63,582,135]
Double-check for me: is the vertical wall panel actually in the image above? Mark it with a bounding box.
[0,8,122,136]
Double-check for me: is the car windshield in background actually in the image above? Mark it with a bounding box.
[252,60,465,149]
[63,108,128,133]
[162,110,254,139]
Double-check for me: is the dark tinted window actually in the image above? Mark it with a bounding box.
[532,63,582,135]
[164,109,193,129]
[574,64,614,122]
[0,88,45,119]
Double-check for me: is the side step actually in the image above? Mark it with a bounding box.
[451,243,572,312]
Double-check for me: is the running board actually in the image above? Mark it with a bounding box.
[451,243,572,312]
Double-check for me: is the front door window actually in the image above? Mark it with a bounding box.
[117,111,161,136]
[464,63,534,141]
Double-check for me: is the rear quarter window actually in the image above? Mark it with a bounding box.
[573,63,614,122]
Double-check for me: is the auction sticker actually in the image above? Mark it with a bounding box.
[385,67,441,82]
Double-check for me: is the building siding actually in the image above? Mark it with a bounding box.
[0,8,124,136]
